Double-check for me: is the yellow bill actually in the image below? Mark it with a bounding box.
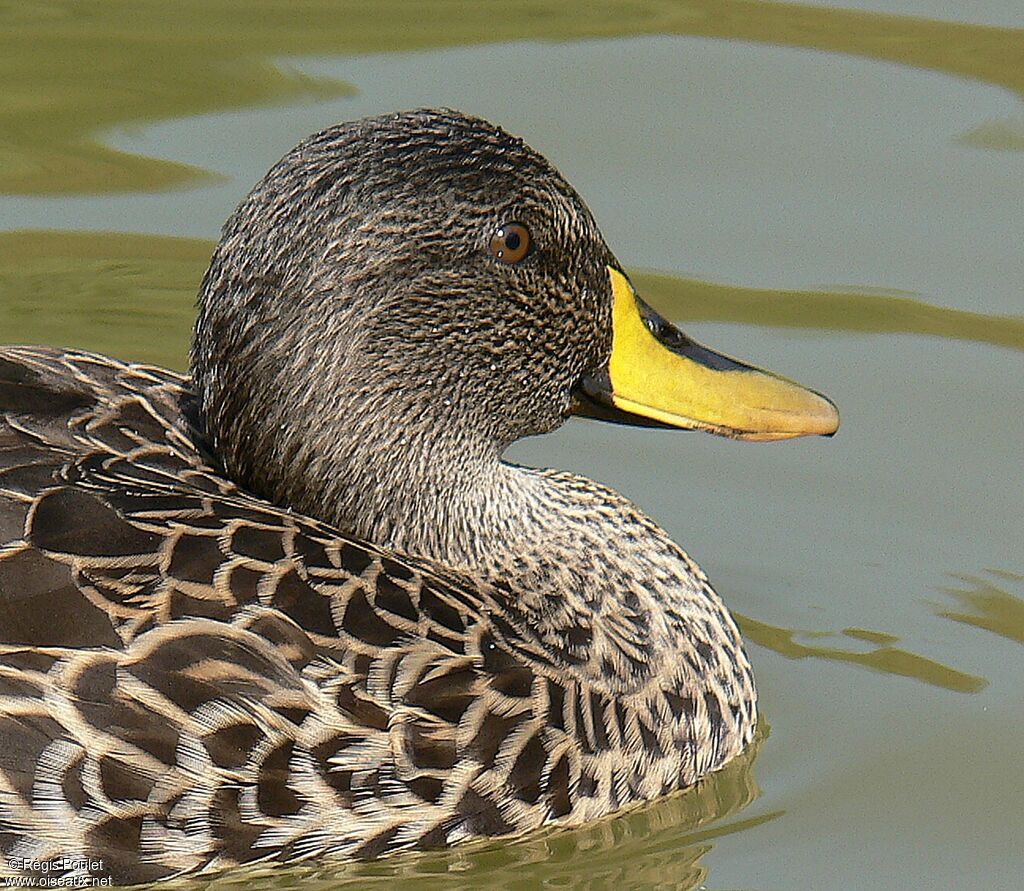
[575,267,839,441]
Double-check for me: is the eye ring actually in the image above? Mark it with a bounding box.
[489,222,532,265]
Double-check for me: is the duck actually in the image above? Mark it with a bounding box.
[0,109,838,884]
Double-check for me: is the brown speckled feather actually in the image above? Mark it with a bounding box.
[0,346,754,883]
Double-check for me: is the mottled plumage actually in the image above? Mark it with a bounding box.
[0,110,833,884]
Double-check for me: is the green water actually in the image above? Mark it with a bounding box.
[1,2,1021,888]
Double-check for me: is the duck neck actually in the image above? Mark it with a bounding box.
[346,442,754,710]
[325,424,522,573]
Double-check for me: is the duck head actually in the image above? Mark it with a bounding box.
[192,109,837,551]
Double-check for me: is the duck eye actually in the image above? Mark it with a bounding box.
[489,222,531,264]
